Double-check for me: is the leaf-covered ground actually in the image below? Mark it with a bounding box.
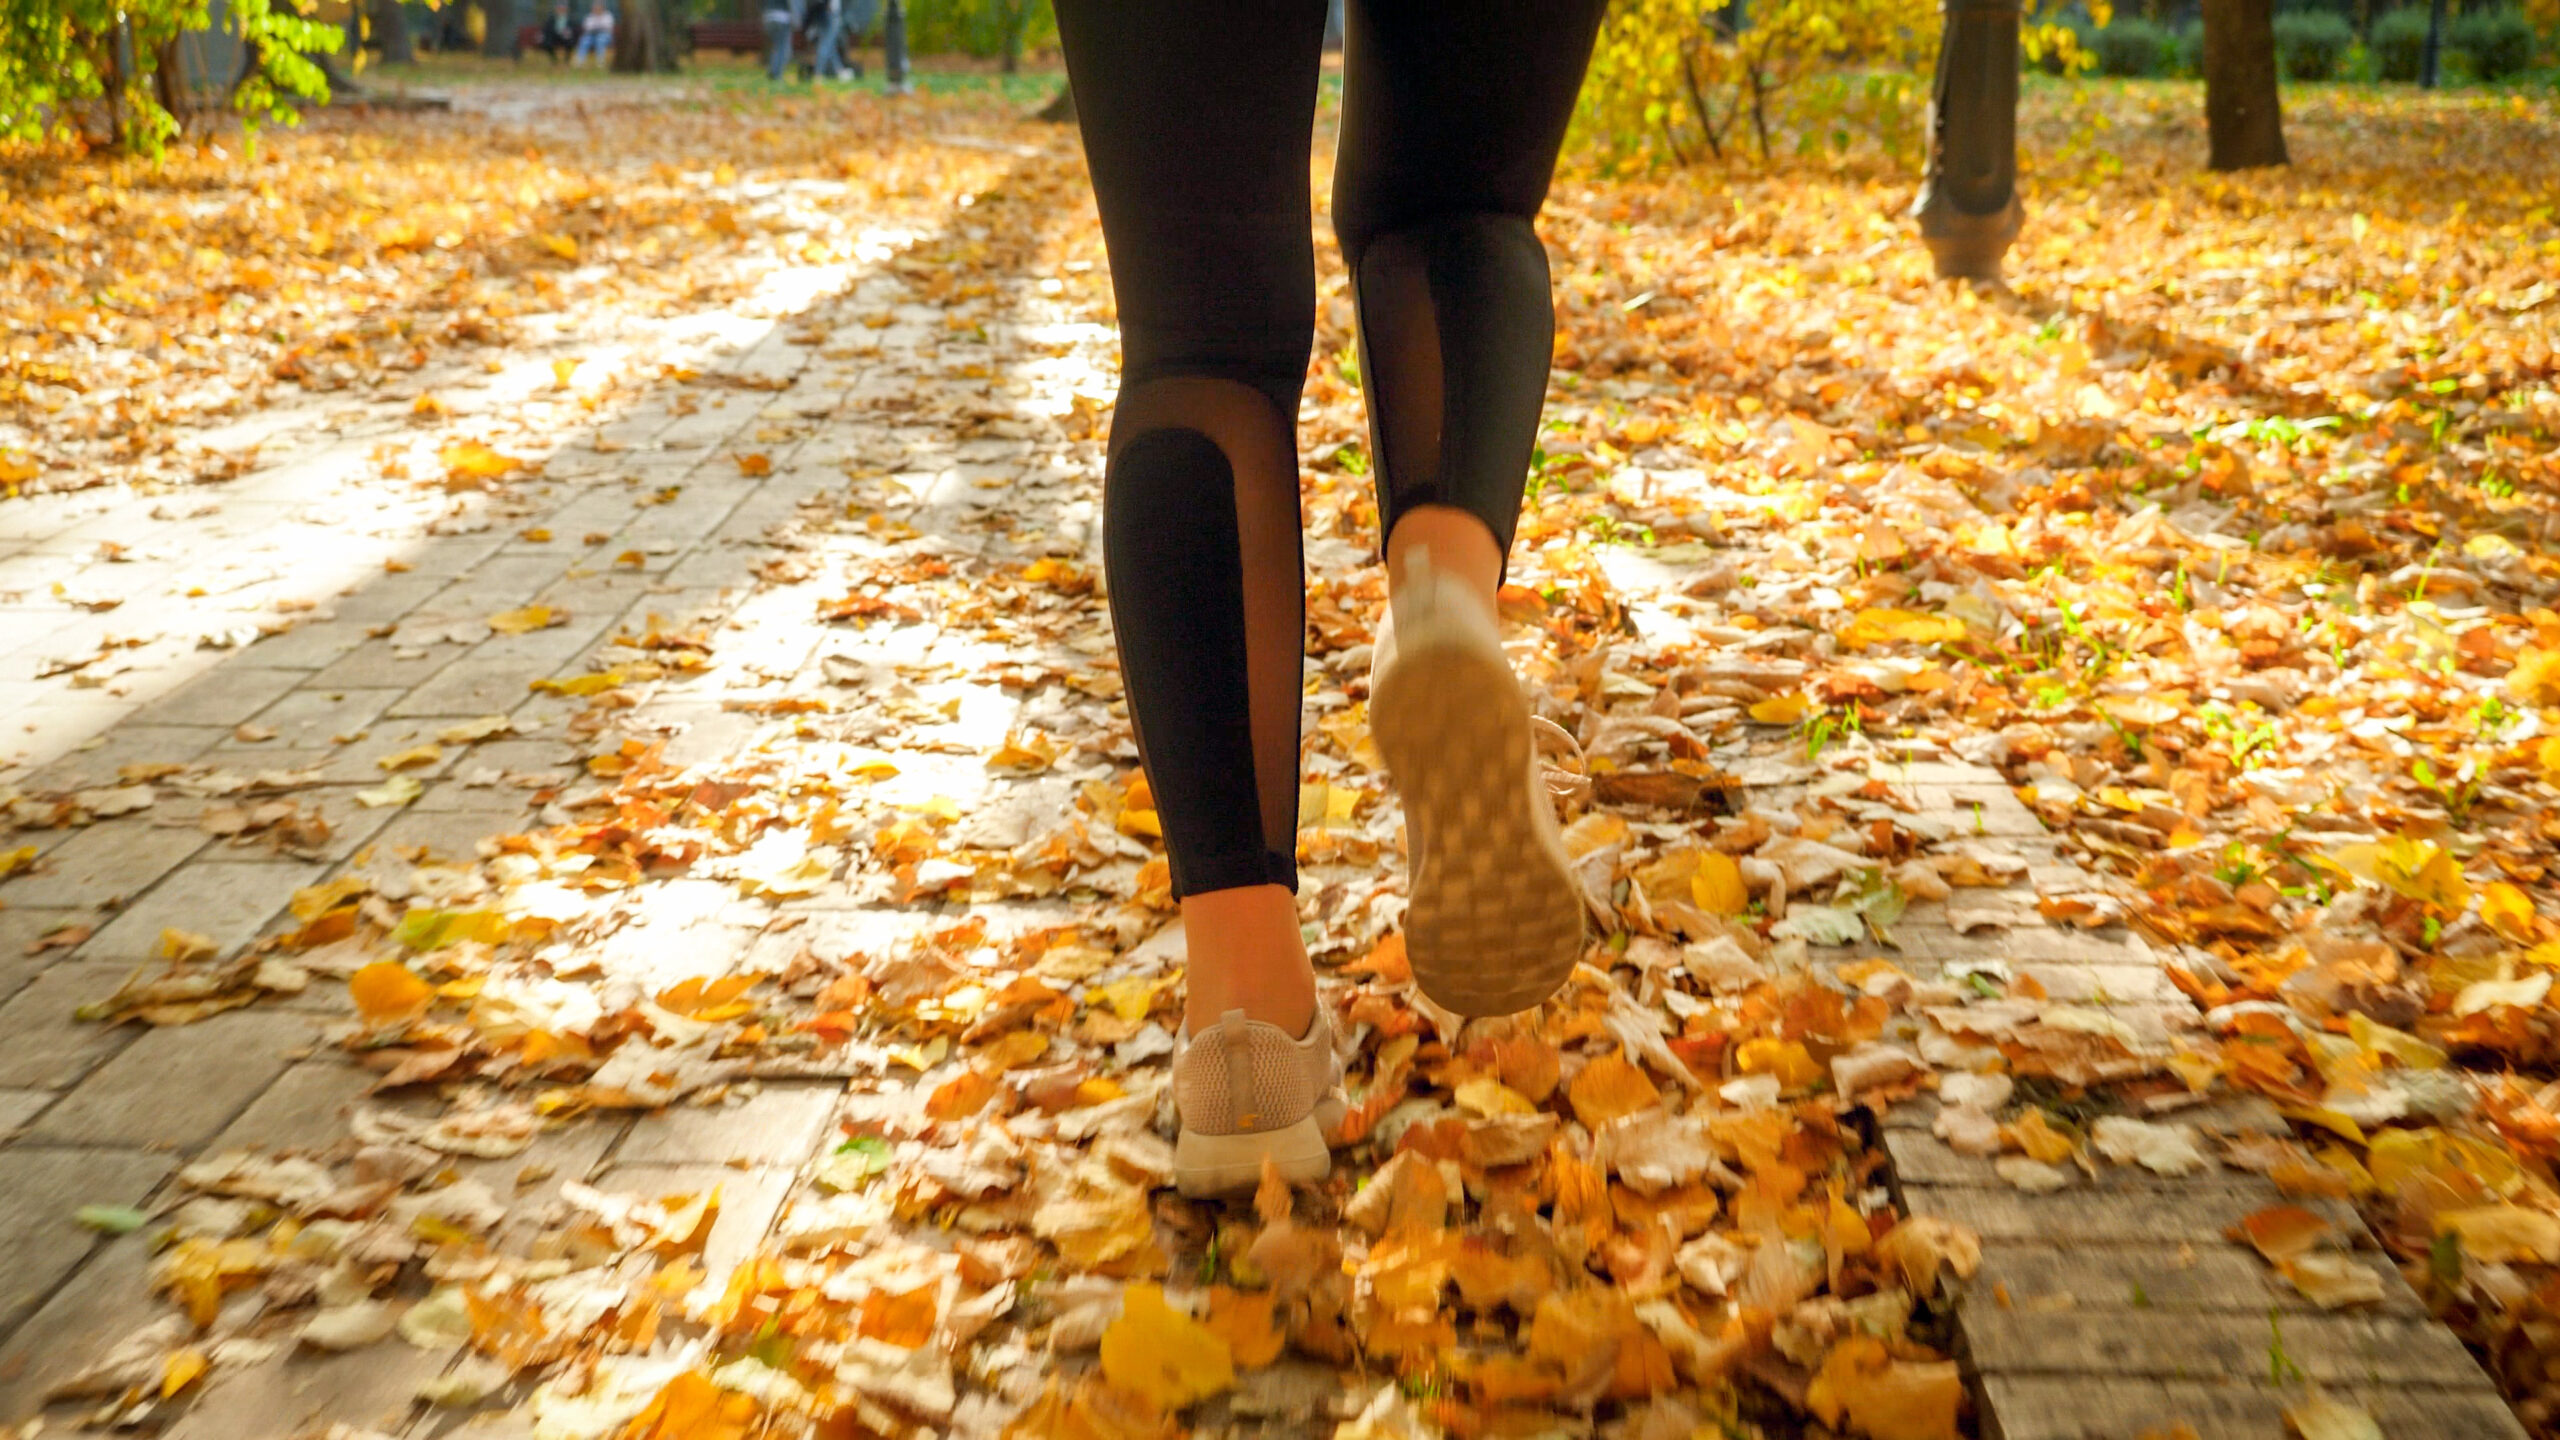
[4,74,2559,1440]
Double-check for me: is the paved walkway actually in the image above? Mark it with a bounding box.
[0,117,2524,1440]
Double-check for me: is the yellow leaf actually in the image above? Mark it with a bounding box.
[159,928,217,963]
[488,605,561,635]
[536,233,578,261]
[350,961,434,1026]
[376,743,443,771]
[161,1347,209,1398]
[2328,837,2469,914]
[1099,1283,1233,1412]
[2508,646,2560,705]
[1805,1335,1962,1440]
[1840,608,1967,649]
[1691,852,1748,914]
[2437,1204,2560,1263]
[2002,1109,2077,1165]
[1454,1076,1538,1117]
[2483,881,2538,943]
[354,774,423,808]
[437,440,523,484]
[550,358,581,389]
[1748,692,1811,724]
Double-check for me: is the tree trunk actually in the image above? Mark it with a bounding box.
[343,0,364,71]
[2202,0,2287,169]
[481,0,519,57]
[1912,0,2024,279]
[1033,80,1074,122]
[374,0,414,64]
[613,0,676,71]
[2419,0,2447,86]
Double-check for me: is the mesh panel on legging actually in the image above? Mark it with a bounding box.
[1335,0,1606,568]
[1102,380,1306,897]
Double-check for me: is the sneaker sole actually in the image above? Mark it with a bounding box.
[1371,636,1585,1017]
[1174,1115,1331,1199]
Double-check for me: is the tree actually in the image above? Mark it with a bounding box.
[0,0,338,151]
[2418,0,2448,87]
[2202,0,2286,169]
[480,0,518,56]
[612,0,678,71]
[374,0,414,64]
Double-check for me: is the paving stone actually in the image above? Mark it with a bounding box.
[0,908,86,987]
[0,1229,158,1420]
[366,806,531,863]
[79,856,324,966]
[209,1055,378,1152]
[229,615,372,671]
[591,1163,793,1287]
[0,967,138,1088]
[28,1008,323,1148]
[0,1093,49,1137]
[161,1339,446,1440]
[615,1083,838,1167]
[1981,1377,2525,1440]
[0,819,206,910]
[1903,1183,2362,1246]
[1970,1240,2419,1317]
[385,630,608,720]
[0,1148,170,1330]
[11,723,228,792]
[1963,1308,2483,1385]
[129,664,308,729]
[1885,1128,2255,1192]
[212,685,409,753]
[307,640,456,693]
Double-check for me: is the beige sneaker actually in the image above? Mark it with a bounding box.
[1171,1008,1339,1198]
[1369,547,1584,1017]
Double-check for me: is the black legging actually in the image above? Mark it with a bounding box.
[1057,0,1604,900]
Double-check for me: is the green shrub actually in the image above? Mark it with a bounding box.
[2372,6,2432,80]
[2174,18,2206,75]
[2273,9,2355,77]
[2093,16,2175,74]
[2451,6,2536,79]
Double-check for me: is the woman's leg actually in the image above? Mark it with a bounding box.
[1337,0,1606,1015]
[1052,0,1329,1040]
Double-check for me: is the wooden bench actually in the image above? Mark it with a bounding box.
[687,19,768,53]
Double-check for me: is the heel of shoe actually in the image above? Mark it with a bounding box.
[1175,1116,1330,1199]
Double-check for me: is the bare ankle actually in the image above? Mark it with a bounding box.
[1180,885,1315,1036]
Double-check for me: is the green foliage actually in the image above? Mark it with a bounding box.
[1576,0,2095,169]
[0,0,338,153]
[2372,6,2432,79]
[2091,16,2174,75]
[2274,9,2354,77]
[903,0,1054,68]
[2450,6,2536,78]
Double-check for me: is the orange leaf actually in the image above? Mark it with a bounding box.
[2238,1204,2335,1264]
[1567,1052,1661,1127]
[349,961,434,1026]
[927,1069,1002,1121]
[1202,1286,1284,1368]
[856,1284,939,1348]
[1805,1334,1963,1440]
